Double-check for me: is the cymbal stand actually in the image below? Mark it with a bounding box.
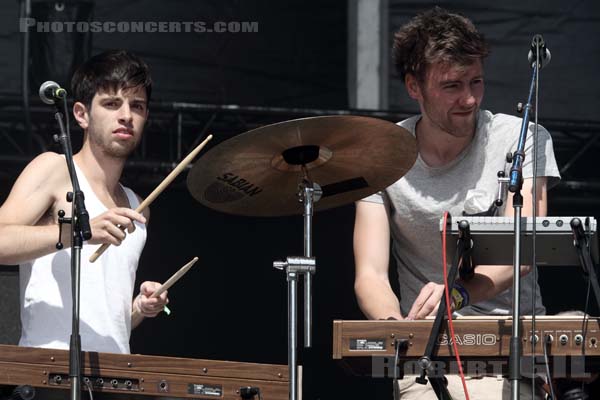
[274,175,321,400]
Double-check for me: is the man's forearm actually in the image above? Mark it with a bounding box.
[0,224,64,265]
[459,264,530,306]
[355,278,403,320]
[131,296,145,329]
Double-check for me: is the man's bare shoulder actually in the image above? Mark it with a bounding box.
[0,152,70,225]
[17,152,69,189]
[29,151,66,169]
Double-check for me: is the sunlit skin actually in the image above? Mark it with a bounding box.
[405,60,485,167]
[74,86,149,160]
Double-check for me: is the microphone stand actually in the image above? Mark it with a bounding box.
[51,96,92,400]
[506,35,546,400]
[570,218,600,312]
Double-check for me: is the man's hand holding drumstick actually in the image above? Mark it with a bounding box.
[89,134,212,262]
[86,208,147,246]
[132,281,169,328]
[131,257,199,328]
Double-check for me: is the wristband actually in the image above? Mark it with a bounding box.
[451,283,470,310]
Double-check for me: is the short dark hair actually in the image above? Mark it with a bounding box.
[71,49,152,107]
[393,7,489,82]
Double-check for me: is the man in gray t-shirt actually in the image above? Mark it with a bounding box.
[361,110,559,318]
[353,7,559,399]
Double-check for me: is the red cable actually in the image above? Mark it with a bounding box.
[442,211,470,400]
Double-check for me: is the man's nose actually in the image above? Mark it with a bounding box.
[118,104,133,123]
[461,89,476,107]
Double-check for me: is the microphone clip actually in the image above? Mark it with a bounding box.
[39,80,67,105]
[528,34,551,69]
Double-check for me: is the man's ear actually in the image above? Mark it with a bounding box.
[73,102,89,130]
[405,74,422,101]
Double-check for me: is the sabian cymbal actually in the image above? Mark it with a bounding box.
[187,115,417,216]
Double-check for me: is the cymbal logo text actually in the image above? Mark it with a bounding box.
[217,173,263,197]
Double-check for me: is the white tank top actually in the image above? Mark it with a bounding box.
[19,163,146,354]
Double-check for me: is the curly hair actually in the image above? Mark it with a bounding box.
[393,7,489,82]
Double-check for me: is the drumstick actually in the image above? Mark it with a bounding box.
[131,257,199,325]
[89,135,213,262]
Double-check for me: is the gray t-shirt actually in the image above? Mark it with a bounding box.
[362,110,561,316]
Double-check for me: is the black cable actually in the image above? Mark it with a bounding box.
[581,282,591,357]
[580,228,592,344]
[530,40,541,400]
[578,226,593,398]
[542,335,557,400]
[393,338,401,400]
[577,281,593,399]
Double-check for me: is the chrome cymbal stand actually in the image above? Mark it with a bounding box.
[274,176,321,400]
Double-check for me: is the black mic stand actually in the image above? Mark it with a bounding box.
[570,218,600,312]
[415,215,472,400]
[506,34,547,400]
[51,96,92,400]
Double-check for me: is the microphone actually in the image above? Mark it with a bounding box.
[527,34,551,69]
[39,81,67,105]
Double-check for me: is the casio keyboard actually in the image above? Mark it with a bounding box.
[333,316,600,377]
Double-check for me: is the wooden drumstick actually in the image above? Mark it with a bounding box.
[131,256,199,326]
[89,135,213,262]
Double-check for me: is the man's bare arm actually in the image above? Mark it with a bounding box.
[0,152,147,265]
[354,201,403,320]
[0,153,64,264]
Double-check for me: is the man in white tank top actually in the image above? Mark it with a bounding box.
[0,50,169,354]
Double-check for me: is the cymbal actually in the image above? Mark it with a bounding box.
[187,115,417,216]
